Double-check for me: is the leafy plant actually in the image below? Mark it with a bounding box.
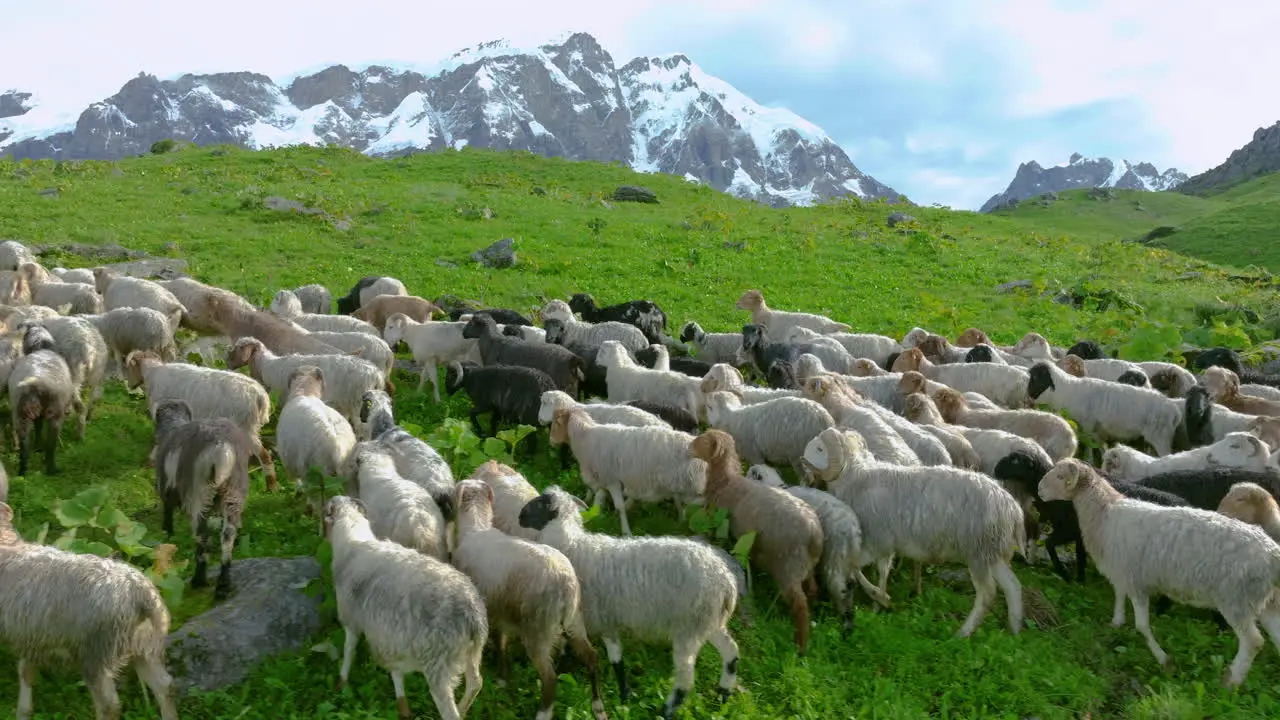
[686,504,756,588]
[150,139,178,155]
[425,417,537,476]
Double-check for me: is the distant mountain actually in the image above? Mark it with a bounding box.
[981,153,1187,212]
[1178,121,1280,196]
[0,33,901,207]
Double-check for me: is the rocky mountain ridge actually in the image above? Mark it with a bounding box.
[0,33,900,207]
[1178,121,1280,196]
[981,153,1187,212]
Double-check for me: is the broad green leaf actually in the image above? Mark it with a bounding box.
[53,529,77,550]
[72,485,109,511]
[315,539,333,566]
[482,437,508,457]
[54,499,95,528]
[732,532,757,561]
[33,522,49,545]
[401,422,423,437]
[82,541,114,557]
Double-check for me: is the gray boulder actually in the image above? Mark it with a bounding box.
[612,185,658,203]
[471,238,517,269]
[886,212,916,227]
[166,557,321,693]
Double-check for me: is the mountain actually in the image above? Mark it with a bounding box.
[0,33,900,207]
[980,153,1187,212]
[1178,121,1280,196]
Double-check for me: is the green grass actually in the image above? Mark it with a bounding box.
[3,145,1280,718]
[994,173,1280,272]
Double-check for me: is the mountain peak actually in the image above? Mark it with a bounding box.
[1179,120,1280,195]
[981,153,1187,211]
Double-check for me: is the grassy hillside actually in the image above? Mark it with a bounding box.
[994,173,1280,272]
[2,145,1280,719]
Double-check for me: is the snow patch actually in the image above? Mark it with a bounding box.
[0,92,84,148]
[365,91,436,155]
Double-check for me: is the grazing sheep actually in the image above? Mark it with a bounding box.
[324,496,486,720]
[1039,459,1280,688]
[153,399,254,600]
[703,390,834,474]
[1219,482,1280,542]
[678,321,743,365]
[275,366,357,499]
[8,327,80,475]
[336,276,408,315]
[358,390,456,519]
[92,268,185,334]
[766,359,800,389]
[1204,366,1280,418]
[735,289,850,336]
[464,314,585,399]
[17,315,107,434]
[449,307,534,326]
[352,294,441,331]
[0,240,36,270]
[1066,340,1105,360]
[549,407,706,536]
[384,313,480,401]
[1056,354,1145,385]
[746,463,892,633]
[899,391,1016,474]
[52,268,97,285]
[569,292,668,342]
[803,376,941,467]
[1241,383,1280,402]
[1115,369,1151,388]
[205,293,355,356]
[542,310,649,355]
[692,430,822,654]
[124,350,277,490]
[913,333,970,364]
[84,306,179,368]
[518,486,741,719]
[349,441,447,560]
[1142,362,1197,397]
[1103,432,1272,482]
[451,479,608,720]
[156,276,254,335]
[1027,361,1183,456]
[894,347,1030,408]
[930,386,1077,462]
[636,344,712,377]
[787,326,901,368]
[597,340,701,419]
[1194,347,1280,389]
[0,502,179,720]
[0,304,61,330]
[622,400,699,434]
[468,459,541,542]
[700,362,800,405]
[803,427,1026,637]
[226,336,385,428]
[738,324,804,374]
[19,262,100,315]
[1134,466,1280,511]
[309,330,396,379]
[540,390,672,429]
[445,361,556,442]
[294,284,333,314]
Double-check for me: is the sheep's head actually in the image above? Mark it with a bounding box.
[17,261,49,288]
[548,407,581,446]
[893,370,924,397]
[1192,347,1244,375]
[541,299,572,323]
[931,388,968,422]
[519,486,587,532]
[786,326,819,343]
[1038,458,1094,502]
[802,427,863,485]
[1014,332,1052,358]
[123,350,160,390]
[323,495,368,538]
[690,429,740,469]
[890,347,925,373]
[538,390,572,425]
[360,389,395,438]
[800,375,833,404]
[917,335,951,363]
[735,289,764,312]
[901,392,939,424]
[745,464,786,488]
[454,479,495,526]
[568,293,595,314]
[154,399,194,439]
[443,361,477,396]
[21,324,54,354]
[901,327,930,348]
[270,290,302,319]
[1249,417,1280,449]
[678,321,702,344]
[741,324,767,352]
[766,359,797,389]
[1203,366,1239,401]
[543,318,568,345]
[1218,482,1280,527]
[1099,446,1136,478]
[596,340,629,369]
[1027,363,1057,400]
[286,365,325,400]
[700,364,742,395]
[964,345,997,364]
[703,391,740,427]
[1115,369,1149,388]
[0,272,27,305]
[502,324,526,339]
[461,313,495,340]
[1066,339,1105,361]
[1217,432,1269,464]
[226,337,263,370]
[91,267,113,294]
[1058,354,1087,378]
[849,358,881,377]
[795,353,825,380]
[955,327,990,348]
[1148,368,1181,396]
[467,458,522,484]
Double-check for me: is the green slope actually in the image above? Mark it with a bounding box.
[1,145,1279,720]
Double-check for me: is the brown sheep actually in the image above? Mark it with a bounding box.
[351,294,441,332]
[1218,482,1280,542]
[1205,367,1280,418]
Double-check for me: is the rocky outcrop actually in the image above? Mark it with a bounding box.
[1179,121,1280,196]
[981,153,1187,212]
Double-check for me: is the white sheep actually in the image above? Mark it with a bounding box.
[324,495,486,720]
[1039,459,1280,688]
[273,292,380,335]
[0,240,36,271]
[308,329,396,378]
[518,486,741,719]
[803,427,1026,637]
[598,340,702,419]
[700,363,800,404]
[1241,383,1280,402]
[468,459,542,542]
[735,289,850,337]
[349,441,446,560]
[678,321,743,365]
[83,306,179,370]
[1028,361,1182,456]
[155,276,254,336]
[901,392,1042,473]
[359,390,456,518]
[1102,432,1272,482]
[276,366,357,502]
[542,300,649,352]
[359,276,408,308]
[450,479,609,720]
[294,284,333,314]
[383,313,479,402]
[894,347,1030,408]
[18,262,101,315]
[92,268,185,334]
[704,390,834,474]
[1057,354,1143,384]
[549,407,706,536]
[17,315,107,438]
[51,267,96,285]
[1140,361,1198,398]
[930,386,1078,462]
[539,389,671,428]
[787,326,901,368]
[800,376,921,466]
[226,336,385,429]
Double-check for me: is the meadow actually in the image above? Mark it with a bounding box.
[1,143,1280,719]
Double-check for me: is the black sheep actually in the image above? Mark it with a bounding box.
[569,292,667,342]
[444,362,556,449]
[449,307,534,326]
[1066,340,1105,360]
[964,345,997,364]
[623,400,699,434]
[740,324,802,374]
[766,359,799,389]
[1115,369,1150,388]
[1193,347,1280,388]
[462,314,586,398]
[1135,466,1280,511]
[634,346,712,378]
[336,276,379,315]
[1182,385,1215,447]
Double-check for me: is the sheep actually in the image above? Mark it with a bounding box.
[352,294,441,331]
[384,313,479,401]
[15,315,105,429]
[334,275,408,315]
[463,314,585,399]
[569,292,667,342]
[893,347,1029,408]
[700,362,799,405]
[124,350,278,490]
[807,374,951,466]
[18,262,101,315]
[226,336,385,428]
[738,324,805,374]
[517,486,741,719]
[964,344,1010,366]
[1115,369,1150,388]
[678,321,743,365]
[1133,466,1280,511]
[1242,383,1280,402]
[898,392,1016,472]
[323,495,486,720]
[542,311,649,355]
[155,276,254,335]
[1219,482,1280,542]
[1194,347,1280,388]
[468,459,541,541]
[692,430,822,654]
[451,479,608,720]
[538,330,612,399]
[0,271,30,306]
[1103,432,1272,482]
[1204,366,1280,418]
[309,330,395,379]
[1141,362,1197,397]
[636,344,713,377]
[0,240,36,270]
[735,289,850,336]
[358,390,456,519]
[1177,385,1280,449]
[746,463,892,633]
[0,502,179,720]
[703,390,834,475]
[449,307,534,326]
[288,311,381,336]
[84,306,178,369]
[930,386,1078,461]
[92,268,185,333]
[275,366,358,500]
[445,361,556,443]
[1038,458,1280,688]
[1027,361,1183,456]
[51,267,96,284]
[549,407,706,536]
[0,304,61,330]
[499,322,548,343]
[8,327,80,476]
[539,389,672,466]
[622,400,699,433]
[1066,340,1106,360]
[348,441,447,560]
[597,340,700,419]
[828,359,952,412]
[802,427,1026,637]
[787,326,901,368]
[152,398,254,600]
[294,283,333,314]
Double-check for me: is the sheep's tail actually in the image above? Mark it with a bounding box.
[1014,506,1030,562]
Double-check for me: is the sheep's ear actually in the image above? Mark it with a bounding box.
[0,502,12,526]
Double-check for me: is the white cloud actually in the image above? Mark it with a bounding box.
[907,168,1006,211]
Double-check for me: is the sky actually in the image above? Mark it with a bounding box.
[2,0,1278,210]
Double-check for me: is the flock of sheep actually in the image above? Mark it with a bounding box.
[5,235,1280,719]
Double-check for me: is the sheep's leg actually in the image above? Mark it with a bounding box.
[390,671,412,720]
[16,659,35,720]
[565,615,607,720]
[468,407,485,437]
[337,627,359,691]
[957,564,997,638]
[191,514,210,589]
[457,643,484,717]
[803,571,819,602]
[828,569,853,638]
[73,395,87,441]
[254,441,279,492]
[607,485,632,536]
[85,669,121,720]
[1110,587,1128,627]
[784,584,811,655]
[708,626,739,701]
[161,496,176,538]
[215,509,240,600]
[16,418,31,476]
[496,633,511,688]
[134,653,178,720]
[663,636,702,720]
[603,636,629,701]
[1221,610,1264,688]
[558,443,572,471]
[1256,602,1280,654]
[911,561,924,597]
[876,555,894,595]
[992,561,1024,634]
[1022,514,1040,566]
[42,418,61,476]
[1129,593,1169,666]
[1043,533,1070,581]
[529,642,559,720]
[1074,535,1088,583]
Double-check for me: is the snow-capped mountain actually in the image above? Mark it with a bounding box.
[980,153,1188,212]
[0,33,900,207]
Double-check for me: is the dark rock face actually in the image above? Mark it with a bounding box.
[1179,121,1280,195]
[981,153,1187,212]
[0,91,31,119]
[613,185,657,203]
[0,33,899,207]
[472,237,517,268]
